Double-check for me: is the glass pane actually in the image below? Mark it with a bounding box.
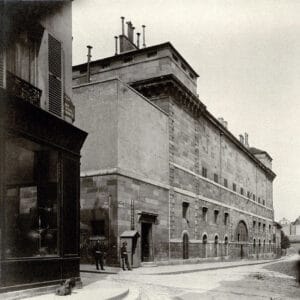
[5,135,59,258]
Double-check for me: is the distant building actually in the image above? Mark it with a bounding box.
[73,18,277,266]
[0,1,87,291]
[279,217,300,252]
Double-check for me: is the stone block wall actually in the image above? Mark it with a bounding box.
[73,45,197,95]
[117,175,169,262]
[80,175,118,264]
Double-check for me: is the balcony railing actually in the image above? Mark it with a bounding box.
[6,71,42,107]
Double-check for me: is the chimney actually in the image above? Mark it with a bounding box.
[127,21,134,43]
[86,45,92,83]
[136,32,140,48]
[217,117,228,129]
[121,16,125,35]
[142,25,146,47]
[244,132,249,148]
[114,36,118,55]
[239,134,244,145]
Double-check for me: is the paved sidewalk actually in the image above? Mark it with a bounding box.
[81,257,281,276]
[19,279,129,300]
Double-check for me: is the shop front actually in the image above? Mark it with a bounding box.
[0,91,87,291]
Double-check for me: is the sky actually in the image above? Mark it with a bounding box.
[72,0,300,222]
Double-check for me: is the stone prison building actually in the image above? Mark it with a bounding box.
[72,20,277,266]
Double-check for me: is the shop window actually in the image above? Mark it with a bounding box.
[214,174,218,183]
[202,207,208,222]
[232,183,236,192]
[202,167,207,178]
[5,135,59,258]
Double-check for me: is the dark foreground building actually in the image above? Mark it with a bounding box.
[73,19,277,267]
[0,1,87,291]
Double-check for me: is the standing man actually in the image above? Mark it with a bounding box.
[94,239,105,271]
[120,241,131,270]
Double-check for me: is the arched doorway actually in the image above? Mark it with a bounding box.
[183,233,189,259]
[214,235,218,257]
[236,221,248,258]
[202,234,207,258]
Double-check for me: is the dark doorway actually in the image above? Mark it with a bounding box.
[183,233,189,259]
[214,235,219,257]
[141,222,152,262]
[240,245,244,258]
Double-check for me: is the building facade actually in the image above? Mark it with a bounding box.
[73,20,277,266]
[279,217,300,252]
[0,1,86,290]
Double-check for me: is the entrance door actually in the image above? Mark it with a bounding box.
[141,223,152,262]
[183,233,189,259]
[240,245,244,258]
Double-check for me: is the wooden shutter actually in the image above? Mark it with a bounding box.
[0,40,4,88]
[48,34,62,116]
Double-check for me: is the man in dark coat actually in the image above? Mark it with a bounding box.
[94,239,105,270]
[120,241,131,270]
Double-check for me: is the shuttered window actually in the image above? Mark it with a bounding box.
[48,34,62,117]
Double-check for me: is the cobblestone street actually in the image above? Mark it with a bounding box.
[26,255,297,300]
[106,255,300,299]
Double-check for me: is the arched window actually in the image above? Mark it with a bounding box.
[258,239,261,253]
[214,235,218,257]
[236,221,248,242]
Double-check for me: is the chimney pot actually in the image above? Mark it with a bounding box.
[86,45,92,83]
[239,134,244,145]
[136,32,140,48]
[121,16,125,35]
[244,132,249,147]
[126,21,134,43]
[142,25,146,47]
[114,36,118,55]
